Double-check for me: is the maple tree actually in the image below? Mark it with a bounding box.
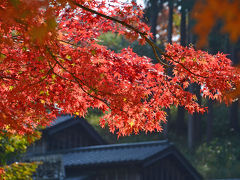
[0,0,239,177]
[0,0,239,137]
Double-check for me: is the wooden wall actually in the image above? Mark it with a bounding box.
[47,125,99,151]
[26,123,100,155]
[143,155,196,180]
[66,166,141,180]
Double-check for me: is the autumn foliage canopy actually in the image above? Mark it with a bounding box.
[0,0,239,138]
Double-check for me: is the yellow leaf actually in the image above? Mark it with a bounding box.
[39,90,44,95]
[66,55,71,60]
[0,53,6,62]
[129,121,134,128]
[52,74,56,80]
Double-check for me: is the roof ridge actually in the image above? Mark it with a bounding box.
[65,140,169,154]
[46,114,73,128]
[25,140,170,157]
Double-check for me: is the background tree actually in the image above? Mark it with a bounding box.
[229,42,240,132]
[176,0,187,136]
[145,0,162,42]
[0,0,240,179]
[167,0,173,44]
[0,132,40,180]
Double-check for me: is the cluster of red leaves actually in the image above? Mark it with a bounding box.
[165,44,240,103]
[0,0,239,137]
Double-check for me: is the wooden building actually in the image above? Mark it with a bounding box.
[25,115,202,180]
[26,115,106,155]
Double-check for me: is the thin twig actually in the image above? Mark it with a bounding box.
[72,1,209,78]
[71,1,168,66]
[46,46,111,109]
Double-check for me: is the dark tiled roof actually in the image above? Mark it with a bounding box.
[65,175,91,180]
[44,115,106,145]
[63,140,171,167]
[50,114,73,126]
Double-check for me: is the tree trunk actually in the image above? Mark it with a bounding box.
[186,6,203,149]
[188,84,194,150]
[167,0,173,44]
[230,100,239,131]
[187,83,202,149]
[163,0,174,138]
[176,1,186,135]
[180,5,186,46]
[149,0,159,42]
[206,22,223,143]
[229,43,239,132]
[194,85,202,142]
[206,99,213,143]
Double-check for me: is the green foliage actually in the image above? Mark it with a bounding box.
[1,162,40,180]
[85,108,103,125]
[211,103,230,136]
[98,32,128,52]
[194,137,240,179]
[0,133,40,165]
[173,13,181,29]
[0,132,41,179]
[98,32,162,62]
[0,135,27,165]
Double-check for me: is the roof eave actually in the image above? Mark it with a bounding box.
[142,145,203,180]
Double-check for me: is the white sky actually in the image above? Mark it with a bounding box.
[122,0,145,7]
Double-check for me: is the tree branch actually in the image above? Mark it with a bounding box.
[71,1,208,79]
[45,46,112,109]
